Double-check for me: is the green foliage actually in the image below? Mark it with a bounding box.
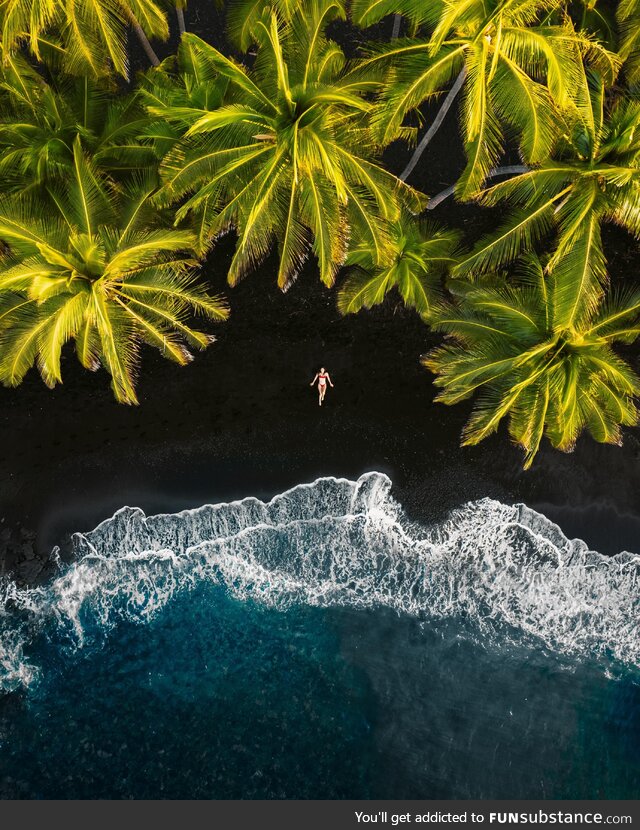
[456,77,640,303]
[618,0,640,85]
[353,0,617,197]
[0,55,154,194]
[144,4,426,289]
[226,0,313,51]
[337,215,459,319]
[424,257,640,467]
[351,0,436,34]
[139,36,229,160]
[0,0,169,78]
[0,140,228,403]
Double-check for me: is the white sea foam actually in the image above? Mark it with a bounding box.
[1,472,638,691]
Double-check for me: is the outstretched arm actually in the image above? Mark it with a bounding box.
[310,374,318,386]
[327,373,334,387]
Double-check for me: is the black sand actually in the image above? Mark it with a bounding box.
[2,234,640,585]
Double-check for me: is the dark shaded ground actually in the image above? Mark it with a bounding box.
[1,8,640,584]
[2,234,640,584]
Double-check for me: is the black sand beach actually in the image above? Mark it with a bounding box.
[2,225,640,584]
[1,16,640,583]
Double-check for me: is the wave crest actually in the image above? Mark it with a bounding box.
[1,472,638,691]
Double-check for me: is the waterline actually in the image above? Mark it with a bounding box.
[1,472,638,693]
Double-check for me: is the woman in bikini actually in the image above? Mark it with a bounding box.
[310,367,334,406]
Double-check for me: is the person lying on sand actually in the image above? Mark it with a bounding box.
[310,367,334,406]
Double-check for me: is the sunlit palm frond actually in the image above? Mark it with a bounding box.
[0,154,228,403]
[0,0,168,78]
[424,255,640,468]
[457,81,640,311]
[351,0,439,32]
[337,215,459,319]
[616,0,640,85]
[144,14,424,289]
[361,0,590,189]
[0,66,155,199]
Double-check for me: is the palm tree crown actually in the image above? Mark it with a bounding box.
[337,214,459,319]
[424,257,640,467]
[354,0,616,195]
[146,3,425,289]
[0,140,228,403]
[0,56,154,194]
[457,79,640,332]
[0,0,168,78]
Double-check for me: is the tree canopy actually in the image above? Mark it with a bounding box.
[0,142,227,403]
[0,0,639,464]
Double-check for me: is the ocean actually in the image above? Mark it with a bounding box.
[0,472,638,798]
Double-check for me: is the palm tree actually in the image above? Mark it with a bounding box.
[352,0,615,193]
[455,78,640,324]
[145,4,425,289]
[0,55,154,194]
[0,138,228,403]
[139,35,227,162]
[423,257,640,468]
[175,0,186,34]
[337,214,459,319]
[618,0,640,85]
[0,0,169,78]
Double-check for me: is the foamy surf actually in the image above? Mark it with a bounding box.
[1,472,638,692]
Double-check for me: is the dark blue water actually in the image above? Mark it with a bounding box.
[0,586,375,798]
[0,585,638,799]
[0,474,638,799]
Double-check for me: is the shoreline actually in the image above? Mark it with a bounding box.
[1,259,640,584]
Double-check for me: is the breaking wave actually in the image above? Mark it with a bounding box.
[1,472,638,692]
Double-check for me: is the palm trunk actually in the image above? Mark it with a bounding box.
[426,165,529,209]
[391,13,401,38]
[176,6,186,35]
[400,67,467,182]
[127,11,161,66]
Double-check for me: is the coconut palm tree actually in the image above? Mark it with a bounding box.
[174,0,186,34]
[337,214,459,319]
[455,78,640,323]
[423,257,640,468]
[146,3,425,289]
[0,138,228,403]
[0,0,169,78]
[0,55,154,194]
[352,0,616,193]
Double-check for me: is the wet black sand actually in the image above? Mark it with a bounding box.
[1,12,640,583]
